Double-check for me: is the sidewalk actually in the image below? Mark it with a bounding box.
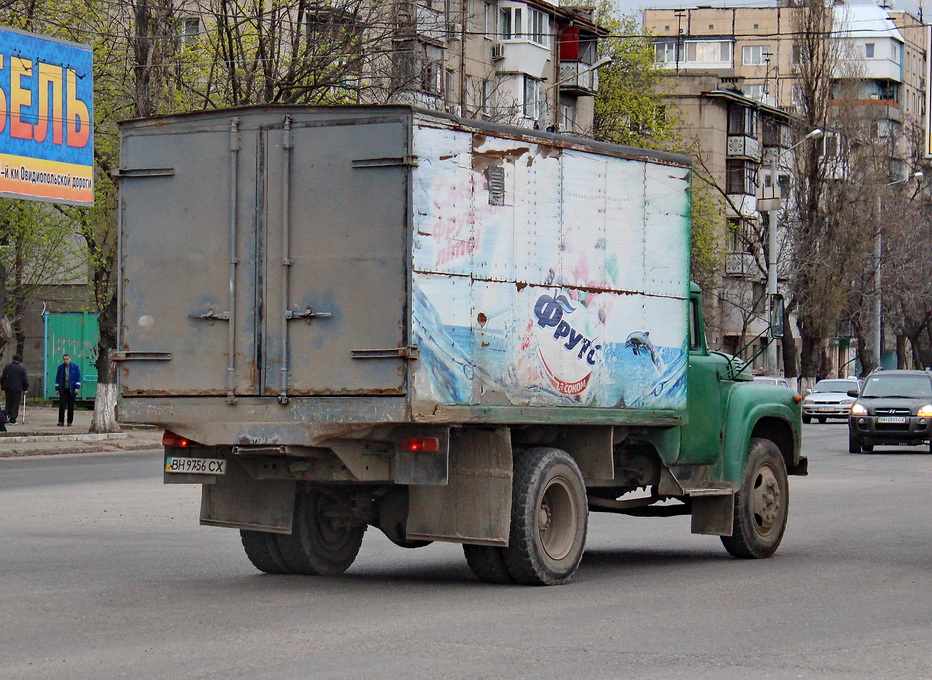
[0,403,163,458]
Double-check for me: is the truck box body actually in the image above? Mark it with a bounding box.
[118,106,692,441]
[118,106,804,585]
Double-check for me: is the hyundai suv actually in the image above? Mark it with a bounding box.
[848,370,932,453]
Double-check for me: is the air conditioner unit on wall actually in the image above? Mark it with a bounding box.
[491,43,505,61]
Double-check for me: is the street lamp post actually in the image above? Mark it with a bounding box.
[764,127,824,376]
[871,170,924,368]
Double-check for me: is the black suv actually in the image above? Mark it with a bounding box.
[848,370,932,453]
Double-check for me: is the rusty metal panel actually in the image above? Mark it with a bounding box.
[119,117,261,396]
[200,457,296,532]
[409,114,692,415]
[407,427,512,544]
[261,117,409,396]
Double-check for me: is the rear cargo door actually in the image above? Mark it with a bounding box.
[259,116,410,396]
[119,120,261,396]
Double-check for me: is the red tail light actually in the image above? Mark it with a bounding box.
[162,431,200,448]
[399,437,440,453]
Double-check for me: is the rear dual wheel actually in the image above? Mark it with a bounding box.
[465,447,588,586]
[241,485,366,575]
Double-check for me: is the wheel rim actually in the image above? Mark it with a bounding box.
[537,476,578,561]
[749,462,783,537]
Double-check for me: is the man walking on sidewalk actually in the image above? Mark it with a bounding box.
[1,354,29,425]
[55,354,81,426]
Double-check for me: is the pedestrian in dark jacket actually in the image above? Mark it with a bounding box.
[1,353,29,425]
[55,354,81,426]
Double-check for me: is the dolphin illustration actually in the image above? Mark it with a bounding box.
[625,331,660,367]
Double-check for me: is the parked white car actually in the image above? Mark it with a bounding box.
[802,378,861,423]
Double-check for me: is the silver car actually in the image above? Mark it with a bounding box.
[802,378,861,423]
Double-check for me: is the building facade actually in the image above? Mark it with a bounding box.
[644,1,928,376]
[389,0,605,133]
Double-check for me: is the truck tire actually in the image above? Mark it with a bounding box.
[802,415,811,424]
[721,438,788,560]
[848,432,862,453]
[240,530,291,574]
[276,485,366,575]
[502,447,587,586]
[463,545,515,584]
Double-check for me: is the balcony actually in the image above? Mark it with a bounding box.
[558,61,600,94]
[726,135,760,161]
[725,252,758,278]
[394,1,445,45]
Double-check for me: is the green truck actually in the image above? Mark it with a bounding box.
[117,106,805,585]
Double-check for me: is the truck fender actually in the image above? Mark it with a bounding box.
[720,388,801,483]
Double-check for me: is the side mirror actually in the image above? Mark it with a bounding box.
[770,294,785,339]
[847,389,859,398]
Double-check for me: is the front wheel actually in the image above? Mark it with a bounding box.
[276,485,366,575]
[802,415,812,424]
[721,438,788,559]
[503,447,587,586]
[848,431,862,453]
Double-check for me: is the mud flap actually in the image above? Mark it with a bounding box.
[199,457,296,533]
[690,493,735,536]
[406,427,512,545]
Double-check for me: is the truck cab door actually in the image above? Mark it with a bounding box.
[680,295,727,464]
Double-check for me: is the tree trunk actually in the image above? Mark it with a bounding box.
[89,294,120,434]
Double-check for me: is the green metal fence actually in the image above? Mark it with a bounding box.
[43,312,99,402]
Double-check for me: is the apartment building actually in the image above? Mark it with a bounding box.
[390,0,606,132]
[643,1,927,372]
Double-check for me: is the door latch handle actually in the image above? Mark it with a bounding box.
[285,306,332,323]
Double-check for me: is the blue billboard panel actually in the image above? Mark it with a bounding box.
[0,25,94,205]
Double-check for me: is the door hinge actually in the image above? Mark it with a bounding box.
[112,167,175,179]
[352,155,419,169]
[110,351,173,362]
[351,346,420,360]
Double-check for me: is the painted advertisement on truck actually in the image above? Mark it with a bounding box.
[410,125,691,410]
[0,26,94,205]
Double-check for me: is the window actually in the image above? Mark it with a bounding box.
[528,8,549,46]
[178,16,200,48]
[445,69,455,104]
[726,159,757,195]
[654,40,677,64]
[865,42,875,59]
[482,79,493,115]
[689,298,703,352]
[500,6,522,40]
[743,83,766,102]
[742,45,769,66]
[560,102,576,131]
[483,1,495,37]
[728,105,758,137]
[685,40,732,63]
[523,75,542,119]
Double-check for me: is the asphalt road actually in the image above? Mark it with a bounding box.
[1,424,929,680]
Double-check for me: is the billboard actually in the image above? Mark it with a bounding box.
[0,26,93,205]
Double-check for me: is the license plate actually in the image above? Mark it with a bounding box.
[165,457,226,475]
[877,416,907,424]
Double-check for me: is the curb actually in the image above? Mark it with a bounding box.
[0,432,129,444]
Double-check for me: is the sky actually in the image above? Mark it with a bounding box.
[611,0,926,21]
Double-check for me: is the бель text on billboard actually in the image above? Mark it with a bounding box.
[0,26,93,205]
